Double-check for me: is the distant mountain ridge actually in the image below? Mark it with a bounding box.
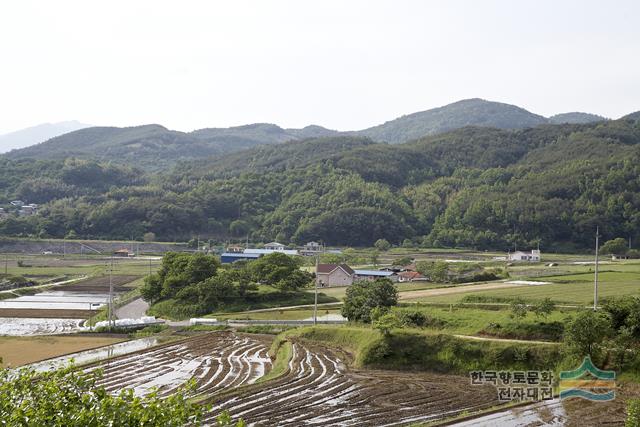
[0,120,91,153]
[4,99,612,168]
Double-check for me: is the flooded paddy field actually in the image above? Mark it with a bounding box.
[0,317,86,335]
[0,335,126,367]
[84,331,272,397]
[201,340,498,427]
[0,275,139,320]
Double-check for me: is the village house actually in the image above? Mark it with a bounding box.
[508,249,541,262]
[316,263,355,287]
[18,204,37,216]
[397,271,427,283]
[264,242,286,251]
[300,241,323,256]
[10,200,24,207]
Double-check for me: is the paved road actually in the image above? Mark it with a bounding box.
[114,298,149,319]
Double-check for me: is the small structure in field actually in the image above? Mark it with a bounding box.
[508,249,541,262]
[113,248,134,257]
[316,264,355,287]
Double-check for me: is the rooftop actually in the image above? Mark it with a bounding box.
[354,270,395,277]
[317,264,355,275]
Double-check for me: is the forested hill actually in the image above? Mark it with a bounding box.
[1,116,639,252]
[4,99,607,169]
[5,123,338,170]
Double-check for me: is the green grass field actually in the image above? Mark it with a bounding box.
[405,263,640,305]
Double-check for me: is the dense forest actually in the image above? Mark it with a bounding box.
[1,114,639,251]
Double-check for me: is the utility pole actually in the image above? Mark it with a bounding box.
[108,256,114,330]
[4,253,7,275]
[594,226,600,311]
[314,256,319,326]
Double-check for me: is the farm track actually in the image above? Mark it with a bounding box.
[204,341,498,427]
[86,332,272,397]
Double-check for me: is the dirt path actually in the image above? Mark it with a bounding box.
[453,334,559,345]
[115,298,149,319]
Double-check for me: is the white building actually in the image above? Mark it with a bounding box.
[244,248,299,256]
[508,249,541,262]
[264,242,286,251]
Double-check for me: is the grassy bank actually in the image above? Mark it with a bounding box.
[283,326,564,373]
[148,289,339,320]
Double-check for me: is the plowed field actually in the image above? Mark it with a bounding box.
[86,332,272,397]
[204,341,498,426]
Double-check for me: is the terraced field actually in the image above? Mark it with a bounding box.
[78,331,498,425]
[204,341,498,427]
[86,332,272,397]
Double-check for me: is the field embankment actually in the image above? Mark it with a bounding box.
[284,326,564,373]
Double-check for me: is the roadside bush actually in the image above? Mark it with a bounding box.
[394,309,447,329]
[481,321,565,341]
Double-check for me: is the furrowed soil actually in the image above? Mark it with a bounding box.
[53,275,140,293]
[0,335,125,367]
[85,331,274,397]
[203,340,499,426]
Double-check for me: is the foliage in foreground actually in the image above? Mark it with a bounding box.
[0,364,240,427]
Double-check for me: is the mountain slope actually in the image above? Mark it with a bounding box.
[548,112,607,124]
[2,118,640,250]
[3,99,612,169]
[354,98,548,143]
[7,123,338,170]
[0,121,91,153]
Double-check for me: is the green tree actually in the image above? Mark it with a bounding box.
[0,364,241,426]
[250,252,298,284]
[510,297,528,321]
[374,238,391,251]
[373,312,401,337]
[565,310,612,357]
[531,297,555,319]
[140,252,220,302]
[143,232,156,242]
[393,256,413,267]
[600,237,629,256]
[341,278,398,323]
[416,261,449,282]
[370,250,380,267]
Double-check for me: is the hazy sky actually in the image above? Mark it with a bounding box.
[1,0,639,133]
